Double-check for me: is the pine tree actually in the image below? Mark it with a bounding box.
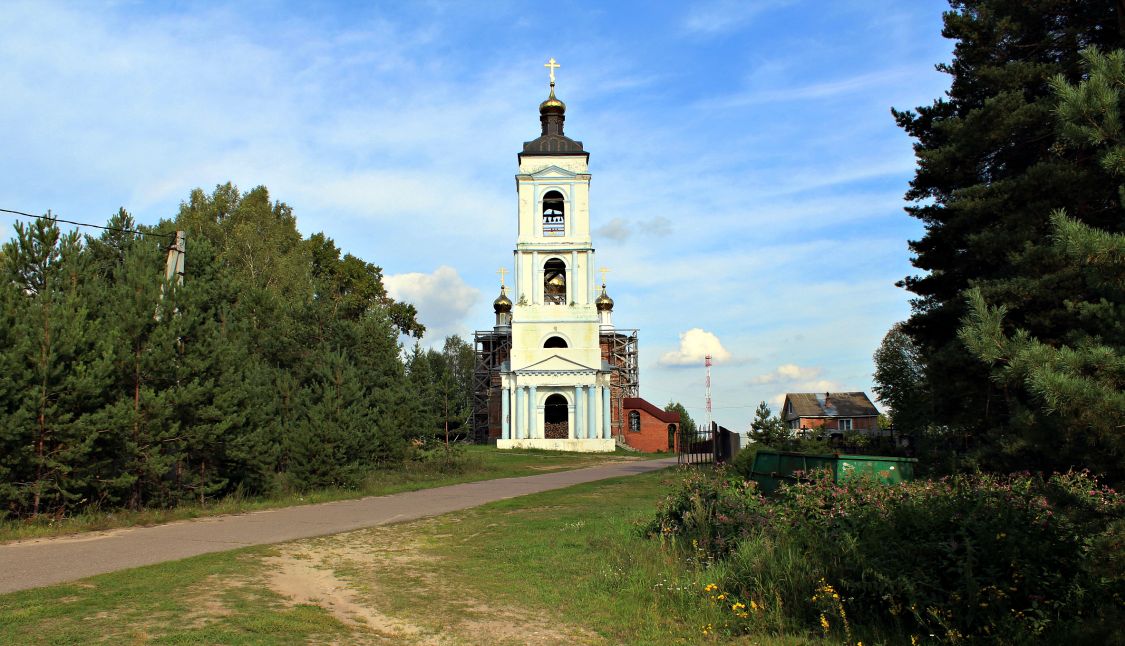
[749,401,787,447]
[959,47,1125,477]
[0,218,113,517]
[892,1,1122,463]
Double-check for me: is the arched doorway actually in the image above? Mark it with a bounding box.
[544,394,569,439]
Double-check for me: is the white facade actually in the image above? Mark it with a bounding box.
[495,115,615,452]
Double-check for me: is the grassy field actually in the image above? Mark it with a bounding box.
[0,466,811,645]
[0,446,669,544]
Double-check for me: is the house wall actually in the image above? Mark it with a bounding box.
[795,416,879,431]
[622,406,677,452]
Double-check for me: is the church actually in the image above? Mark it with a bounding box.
[471,59,677,453]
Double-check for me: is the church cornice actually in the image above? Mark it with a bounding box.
[515,242,594,251]
[510,368,599,377]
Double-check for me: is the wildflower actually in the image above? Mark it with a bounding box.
[750,599,759,611]
[820,614,830,631]
[731,602,746,612]
[911,637,918,645]
[716,594,726,600]
[703,583,718,593]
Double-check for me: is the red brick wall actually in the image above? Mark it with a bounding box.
[622,406,677,452]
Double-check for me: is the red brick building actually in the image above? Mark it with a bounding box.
[621,398,680,453]
[781,392,879,436]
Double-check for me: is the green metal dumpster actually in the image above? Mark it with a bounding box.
[749,449,917,495]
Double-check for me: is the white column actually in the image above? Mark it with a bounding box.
[587,385,597,439]
[575,387,584,440]
[501,385,511,440]
[514,386,523,439]
[513,251,519,303]
[569,250,577,304]
[568,402,576,440]
[602,386,611,439]
[587,251,595,304]
[528,385,538,439]
[531,251,539,305]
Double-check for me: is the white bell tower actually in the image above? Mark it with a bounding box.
[496,58,616,452]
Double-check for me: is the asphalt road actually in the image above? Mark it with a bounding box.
[0,456,678,594]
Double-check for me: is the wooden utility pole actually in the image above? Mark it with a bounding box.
[164,231,185,285]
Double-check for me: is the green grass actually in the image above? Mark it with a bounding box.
[0,446,665,544]
[0,546,348,645]
[392,470,812,645]
[0,463,811,644]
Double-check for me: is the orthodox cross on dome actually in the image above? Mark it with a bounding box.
[599,266,611,288]
[496,266,509,287]
[544,57,560,87]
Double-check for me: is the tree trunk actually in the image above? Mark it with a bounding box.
[33,282,52,518]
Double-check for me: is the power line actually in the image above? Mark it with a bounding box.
[0,207,175,240]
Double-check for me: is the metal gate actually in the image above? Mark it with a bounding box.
[678,422,739,465]
[678,423,716,465]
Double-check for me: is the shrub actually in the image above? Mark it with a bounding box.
[643,466,770,559]
[650,467,1125,644]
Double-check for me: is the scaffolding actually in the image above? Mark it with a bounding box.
[601,329,639,437]
[472,330,511,443]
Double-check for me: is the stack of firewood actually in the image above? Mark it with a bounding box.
[544,422,568,439]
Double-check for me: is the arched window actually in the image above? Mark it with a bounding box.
[542,190,564,237]
[543,258,566,304]
[544,336,568,348]
[629,411,641,433]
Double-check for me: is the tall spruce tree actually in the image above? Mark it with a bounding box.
[959,47,1125,477]
[892,1,1123,470]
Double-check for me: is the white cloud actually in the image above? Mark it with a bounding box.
[384,266,480,343]
[683,0,793,35]
[751,363,822,384]
[703,67,917,108]
[594,216,673,242]
[595,217,631,241]
[659,328,733,367]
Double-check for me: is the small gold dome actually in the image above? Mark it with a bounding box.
[539,88,566,113]
[595,284,614,312]
[493,286,512,313]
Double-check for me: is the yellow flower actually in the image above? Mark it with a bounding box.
[911,637,918,645]
[703,583,718,593]
[750,599,759,611]
[716,594,726,600]
[820,614,830,631]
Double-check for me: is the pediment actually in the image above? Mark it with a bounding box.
[515,354,598,373]
[529,165,578,180]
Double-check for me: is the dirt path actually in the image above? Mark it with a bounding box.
[0,457,677,595]
[257,524,601,645]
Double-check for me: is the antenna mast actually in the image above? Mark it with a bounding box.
[705,354,713,437]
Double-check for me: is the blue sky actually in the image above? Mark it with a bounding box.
[0,0,954,429]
